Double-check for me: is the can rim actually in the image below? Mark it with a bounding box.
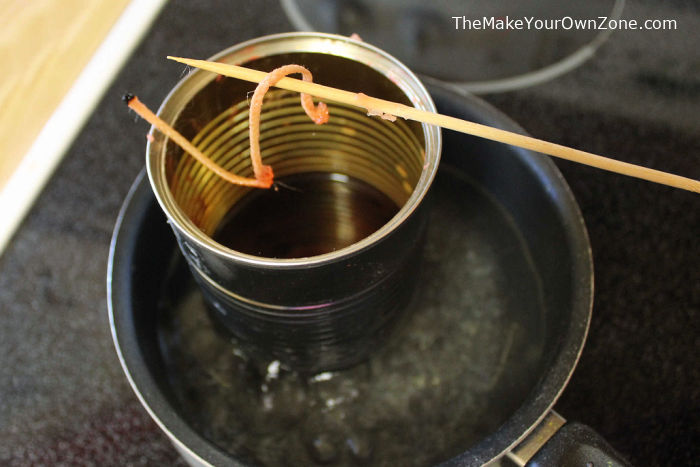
[145,32,441,268]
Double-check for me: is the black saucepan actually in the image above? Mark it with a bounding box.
[108,86,628,466]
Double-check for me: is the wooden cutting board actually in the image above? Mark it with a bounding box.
[0,0,166,254]
[0,0,130,186]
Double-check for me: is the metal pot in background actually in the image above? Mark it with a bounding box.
[281,0,625,94]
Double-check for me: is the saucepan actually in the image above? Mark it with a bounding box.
[108,33,628,466]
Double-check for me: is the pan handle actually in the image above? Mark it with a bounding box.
[506,410,631,467]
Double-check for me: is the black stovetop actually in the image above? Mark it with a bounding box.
[0,1,697,465]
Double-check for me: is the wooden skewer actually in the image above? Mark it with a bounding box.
[168,56,700,194]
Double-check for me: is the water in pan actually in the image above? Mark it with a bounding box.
[157,165,546,466]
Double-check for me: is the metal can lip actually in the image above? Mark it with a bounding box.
[146,32,441,269]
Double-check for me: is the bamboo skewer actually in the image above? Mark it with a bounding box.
[167,56,700,194]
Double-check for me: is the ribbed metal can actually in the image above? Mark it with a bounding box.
[146,32,441,373]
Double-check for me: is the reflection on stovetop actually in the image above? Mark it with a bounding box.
[519,1,700,134]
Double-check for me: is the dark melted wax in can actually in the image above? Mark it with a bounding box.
[158,167,546,466]
[213,172,399,258]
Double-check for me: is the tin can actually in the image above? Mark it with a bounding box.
[146,32,441,372]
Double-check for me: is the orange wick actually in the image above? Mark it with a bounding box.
[247,64,329,183]
[124,94,271,188]
[124,65,328,189]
